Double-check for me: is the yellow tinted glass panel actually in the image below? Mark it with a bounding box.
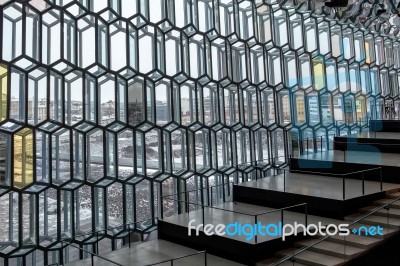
[365,42,371,64]
[356,98,365,120]
[313,58,325,90]
[13,128,34,189]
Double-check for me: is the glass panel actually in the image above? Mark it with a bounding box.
[14,128,34,189]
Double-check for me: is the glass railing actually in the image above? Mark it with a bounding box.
[233,160,383,200]
[270,193,400,266]
[161,192,307,244]
[160,182,235,223]
[54,235,207,266]
[58,239,123,266]
[272,166,383,200]
[293,136,332,156]
[59,218,158,265]
[334,118,371,127]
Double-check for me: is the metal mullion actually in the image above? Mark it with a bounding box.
[183,128,189,171]
[106,21,110,70]
[70,189,76,241]
[202,129,208,169]
[29,12,38,60]
[63,190,69,237]
[100,126,107,182]
[8,192,13,243]
[18,192,23,247]
[30,194,38,243]
[22,70,28,124]
[0,7,3,60]
[60,10,65,62]
[149,177,155,224]
[187,129,194,173]
[11,19,16,60]
[161,130,169,174]
[267,129,273,166]
[43,190,48,238]
[69,14,78,67]
[132,183,137,228]
[94,15,100,68]
[113,129,118,178]
[65,18,73,63]
[122,184,127,231]
[59,74,66,125]
[192,0,199,29]
[90,185,96,234]
[249,126,255,168]
[132,127,138,177]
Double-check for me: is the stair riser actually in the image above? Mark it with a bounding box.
[345,220,399,233]
[385,190,400,196]
[387,195,400,199]
[343,225,395,239]
[324,238,375,249]
[361,221,399,230]
[373,203,400,209]
[276,256,344,266]
[295,244,358,259]
[359,210,400,220]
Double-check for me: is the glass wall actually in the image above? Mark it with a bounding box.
[0,0,398,264]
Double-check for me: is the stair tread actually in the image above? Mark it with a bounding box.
[296,239,365,256]
[256,256,307,266]
[360,206,400,215]
[276,248,347,266]
[374,198,400,206]
[388,192,400,198]
[346,213,400,226]
[326,233,381,247]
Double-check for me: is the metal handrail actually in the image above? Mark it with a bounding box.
[285,166,382,177]
[164,197,307,218]
[235,159,381,178]
[255,203,308,216]
[160,181,234,199]
[163,198,255,217]
[144,250,207,266]
[335,139,400,145]
[236,156,286,169]
[271,193,400,266]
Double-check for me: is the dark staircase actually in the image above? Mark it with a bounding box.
[159,120,400,265]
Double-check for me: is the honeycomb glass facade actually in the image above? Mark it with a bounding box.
[0,0,399,264]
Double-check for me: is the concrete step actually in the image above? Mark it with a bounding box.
[322,233,381,249]
[373,198,400,209]
[295,239,365,259]
[276,248,347,266]
[387,192,400,199]
[345,213,400,232]
[256,256,308,266]
[360,206,400,219]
